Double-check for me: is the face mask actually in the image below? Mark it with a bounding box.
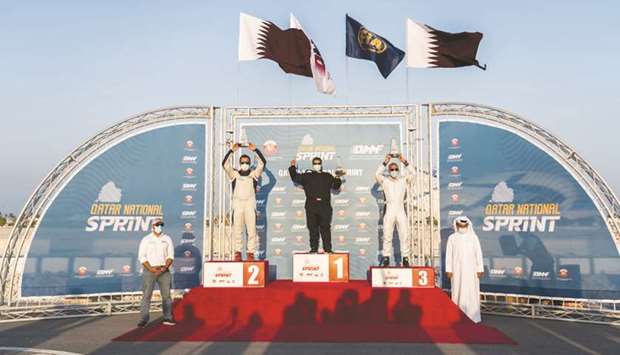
[153,225,163,234]
[313,164,322,172]
[240,163,250,171]
[457,227,467,234]
[389,170,399,178]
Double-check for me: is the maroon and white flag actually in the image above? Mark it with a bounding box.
[238,13,335,95]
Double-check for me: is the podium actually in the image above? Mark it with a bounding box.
[370,266,435,288]
[203,261,267,287]
[293,252,349,282]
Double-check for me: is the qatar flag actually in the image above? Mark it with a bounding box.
[238,13,335,95]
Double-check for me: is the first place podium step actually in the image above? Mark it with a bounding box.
[293,252,349,283]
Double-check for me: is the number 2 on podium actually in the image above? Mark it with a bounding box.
[243,263,265,287]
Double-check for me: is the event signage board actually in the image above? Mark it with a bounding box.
[203,261,267,287]
[438,120,620,298]
[21,123,207,297]
[370,267,435,288]
[236,117,405,279]
[293,253,350,282]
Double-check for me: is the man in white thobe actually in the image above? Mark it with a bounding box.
[445,216,484,323]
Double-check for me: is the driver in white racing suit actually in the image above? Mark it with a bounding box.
[375,154,414,267]
[222,142,266,261]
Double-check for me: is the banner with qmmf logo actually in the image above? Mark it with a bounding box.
[22,124,207,296]
[438,120,620,299]
[238,118,404,279]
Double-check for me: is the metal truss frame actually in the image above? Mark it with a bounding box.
[0,106,213,306]
[1,103,618,325]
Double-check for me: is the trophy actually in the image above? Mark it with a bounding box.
[238,128,249,147]
[334,155,346,177]
[389,138,401,158]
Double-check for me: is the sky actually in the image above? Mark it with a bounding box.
[1,0,619,213]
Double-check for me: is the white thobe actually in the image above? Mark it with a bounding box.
[445,227,484,323]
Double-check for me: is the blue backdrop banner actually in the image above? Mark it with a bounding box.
[439,120,620,299]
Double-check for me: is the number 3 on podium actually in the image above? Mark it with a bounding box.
[328,254,349,282]
[243,262,265,287]
[412,267,435,288]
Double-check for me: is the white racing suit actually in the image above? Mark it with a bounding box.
[223,150,265,253]
[375,162,414,258]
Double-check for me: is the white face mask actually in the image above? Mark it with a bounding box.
[457,227,468,234]
[153,225,163,234]
[240,163,250,171]
[389,170,399,178]
[313,164,322,172]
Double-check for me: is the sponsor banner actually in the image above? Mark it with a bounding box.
[243,118,404,279]
[439,120,620,298]
[22,124,207,296]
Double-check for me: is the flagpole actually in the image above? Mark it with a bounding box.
[345,57,349,105]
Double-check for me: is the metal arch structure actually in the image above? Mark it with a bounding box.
[430,102,620,325]
[430,102,620,243]
[0,106,213,307]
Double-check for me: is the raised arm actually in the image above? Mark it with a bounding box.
[399,155,415,182]
[249,144,266,179]
[222,144,239,181]
[376,154,391,184]
[331,174,342,190]
[288,160,304,186]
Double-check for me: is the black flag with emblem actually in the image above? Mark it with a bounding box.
[345,15,405,79]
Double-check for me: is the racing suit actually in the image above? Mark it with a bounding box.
[375,162,414,258]
[222,149,266,253]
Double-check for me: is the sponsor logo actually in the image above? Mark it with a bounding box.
[185,140,195,150]
[272,186,286,193]
[185,167,194,177]
[77,266,88,276]
[336,209,346,218]
[292,199,305,206]
[450,166,460,175]
[447,153,462,162]
[274,223,284,232]
[271,237,286,243]
[179,266,195,273]
[448,210,463,216]
[451,194,460,203]
[358,222,368,230]
[184,222,193,232]
[85,216,162,232]
[96,269,115,277]
[512,266,524,277]
[271,212,287,218]
[532,271,550,279]
[355,186,370,193]
[296,134,337,161]
[181,210,197,219]
[274,197,283,206]
[183,250,192,257]
[359,248,368,256]
[558,268,570,279]
[334,224,350,231]
[350,144,385,155]
[263,139,278,156]
[274,248,283,256]
[295,210,305,219]
[182,183,197,191]
[295,235,304,243]
[184,195,193,204]
[256,199,266,206]
[291,224,306,231]
[489,269,506,277]
[358,196,369,204]
[355,237,371,244]
[337,235,346,243]
[450,138,460,148]
[182,155,198,164]
[448,182,463,190]
[355,211,371,219]
[334,199,350,206]
[256,224,266,231]
[122,265,132,274]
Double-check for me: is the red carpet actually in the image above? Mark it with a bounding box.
[115,281,515,344]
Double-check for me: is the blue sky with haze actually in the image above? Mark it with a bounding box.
[1,0,619,212]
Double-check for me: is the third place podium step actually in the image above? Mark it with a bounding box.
[293,252,349,283]
[370,266,435,288]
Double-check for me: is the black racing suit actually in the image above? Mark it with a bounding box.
[288,166,343,252]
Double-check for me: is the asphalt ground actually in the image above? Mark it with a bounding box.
[0,312,619,355]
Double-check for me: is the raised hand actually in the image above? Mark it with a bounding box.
[232,143,240,152]
[248,143,257,151]
[290,159,297,166]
